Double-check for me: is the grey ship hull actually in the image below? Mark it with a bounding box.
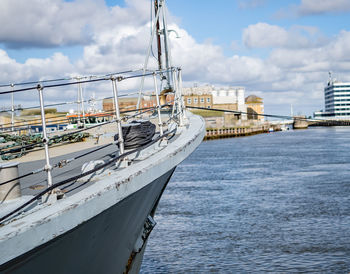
[0,168,175,274]
[0,113,205,274]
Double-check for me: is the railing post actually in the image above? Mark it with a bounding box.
[173,69,184,126]
[171,68,177,118]
[10,84,14,133]
[78,78,86,127]
[111,77,125,155]
[37,84,53,188]
[76,79,81,125]
[153,72,163,136]
[177,68,187,120]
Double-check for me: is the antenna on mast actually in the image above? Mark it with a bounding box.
[328,71,333,86]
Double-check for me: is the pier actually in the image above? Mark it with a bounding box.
[204,125,278,140]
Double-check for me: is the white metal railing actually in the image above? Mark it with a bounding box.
[0,67,186,194]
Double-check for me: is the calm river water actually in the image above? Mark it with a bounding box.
[141,127,350,273]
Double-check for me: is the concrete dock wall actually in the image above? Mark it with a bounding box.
[204,125,273,140]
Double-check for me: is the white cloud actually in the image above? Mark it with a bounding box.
[297,0,350,15]
[243,23,289,49]
[275,0,350,18]
[0,0,150,48]
[238,0,266,9]
[267,30,350,74]
[1,0,350,116]
[0,0,98,48]
[243,23,325,49]
[0,50,75,85]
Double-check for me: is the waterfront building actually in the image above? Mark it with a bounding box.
[103,93,176,112]
[314,75,350,119]
[183,85,247,120]
[245,95,264,121]
[182,85,213,109]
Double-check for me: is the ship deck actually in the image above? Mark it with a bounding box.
[6,116,175,198]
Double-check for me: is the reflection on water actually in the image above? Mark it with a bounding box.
[141,127,350,273]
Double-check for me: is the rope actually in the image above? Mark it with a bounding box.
[116,120,156,149]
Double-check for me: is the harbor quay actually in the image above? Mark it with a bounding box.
[293,116,350,129]
[204,123,281,140]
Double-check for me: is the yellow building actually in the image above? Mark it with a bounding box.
[184,94,212,109]
[182,86,213,109]
[245,95,264,121]
[182,85,265,124]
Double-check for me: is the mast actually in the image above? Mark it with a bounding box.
[136,0,173,109]
[154,0,162,71]
[161,0,172,89]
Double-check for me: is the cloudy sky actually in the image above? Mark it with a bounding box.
[1,0,350,116]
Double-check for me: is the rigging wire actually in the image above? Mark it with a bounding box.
[186,106,322,122]
[0,68,172,95]
[150,0,158,62]
[0,69,143,89]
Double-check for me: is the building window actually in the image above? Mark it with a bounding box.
[200,98,204,103]
[207,97,210,103]
[194,98,198,103]
[187,98,191,104]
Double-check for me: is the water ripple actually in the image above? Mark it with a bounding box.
[142,128,350,273]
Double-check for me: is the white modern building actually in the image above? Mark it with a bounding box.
[314,76,350,119]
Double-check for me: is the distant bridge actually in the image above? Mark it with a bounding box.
[269,120,293,126]
[270,118,350,128]
[308,119,350,127]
